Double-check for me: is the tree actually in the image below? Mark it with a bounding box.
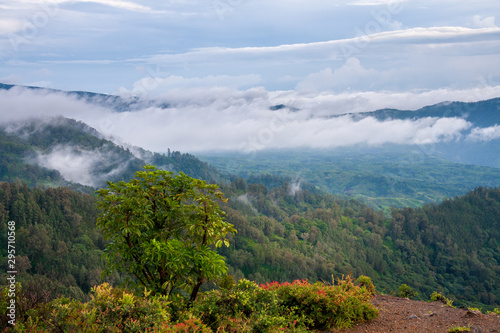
[96,165,236,303]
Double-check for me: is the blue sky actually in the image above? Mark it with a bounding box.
[0,0,500,154]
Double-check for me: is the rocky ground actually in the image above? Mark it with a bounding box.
[336,295,500,333]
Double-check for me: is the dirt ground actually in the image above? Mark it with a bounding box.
[335,295,500,333]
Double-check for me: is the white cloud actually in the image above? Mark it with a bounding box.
[0,18,25,35]
[33,144,132,187]
[8,0,156,13]
[118,73,262,97]
[296,58,381,92]
[146,27,500,63]
[34,145,99,186]
[0,87,112,123]
[473,15,497,28]
[467,125,500,142]
[1,79,499,154]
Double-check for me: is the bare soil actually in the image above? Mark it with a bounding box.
[335,295,500,333]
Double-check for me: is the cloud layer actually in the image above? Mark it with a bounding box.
[1,85,499,154]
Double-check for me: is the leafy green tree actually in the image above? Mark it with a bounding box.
[96,165,236,302]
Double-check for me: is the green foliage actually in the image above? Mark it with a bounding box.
[193,276,378,332]
[1,164,499,315]
[2,282,173,332]
[0,181,109,300]
[356,275,376,295]
[5,278,376,332]
[264,276,379,330]
[387,187,500,309]
[448,326,471,332]
[397,284,418,299]
[219,274,235,290]
[96,166,236,301]
[430,291,454,307]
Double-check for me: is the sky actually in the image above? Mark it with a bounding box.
[0,0,500,154]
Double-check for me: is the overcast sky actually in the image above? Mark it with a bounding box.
[1,0,500,153]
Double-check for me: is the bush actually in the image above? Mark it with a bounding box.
[397,284,418,299]
[264,276,378,330]
[5,277,379,332]
[8,283,172,332]
[448,326,470,332]
[430,291,454,307]
[356,275,376,295]
[194,276,378,332]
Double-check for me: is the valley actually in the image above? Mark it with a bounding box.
[0,85,499,330]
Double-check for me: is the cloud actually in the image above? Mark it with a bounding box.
[473,15,497,28]
[32,144,132,187]
[0,86,112,123]
[467,125,500,142]
[145,27,500,64]
[8,0,156,13]
[118,73,262,97]
[0,84,499,154]
[135,26,500,93]
[0,18,25,35]
[296,58,381,92]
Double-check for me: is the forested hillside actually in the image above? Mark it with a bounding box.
[387,187,500,307]
[217,178,500,310]
[1,178,498,311]
[0,117,223,189]
[0,181,111,303]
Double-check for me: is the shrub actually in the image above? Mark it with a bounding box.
[10,283,172,332]
[5,277,379,332]
[194,276,377,332]
[430,291,454,307]
[448,326,471,332]
[164,316,212,333]
[261,276,379,330]
[397,284,418,299]
[356,275,376,295]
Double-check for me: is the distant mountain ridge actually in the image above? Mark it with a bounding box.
[344,97,500,128]
[0,83,168,112]
[3,82,499,126]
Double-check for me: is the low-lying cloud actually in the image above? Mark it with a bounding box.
[467,125,500,142]
[33,144,131,187]
[0,85,499,154]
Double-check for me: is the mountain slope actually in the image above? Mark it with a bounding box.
[0,117,224,189]
[347,98,500,128]
[341,98,500,168]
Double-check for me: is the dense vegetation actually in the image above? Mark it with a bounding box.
[0,181,114,301]
[2,276,378,332]
[216,177,500,310]
[199,149,500,209]
[387,187,500,307]
[0,178,498,320]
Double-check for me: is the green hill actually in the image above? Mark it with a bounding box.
[0,117,223,189]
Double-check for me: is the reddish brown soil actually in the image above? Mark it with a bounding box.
[335,295,500,333]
